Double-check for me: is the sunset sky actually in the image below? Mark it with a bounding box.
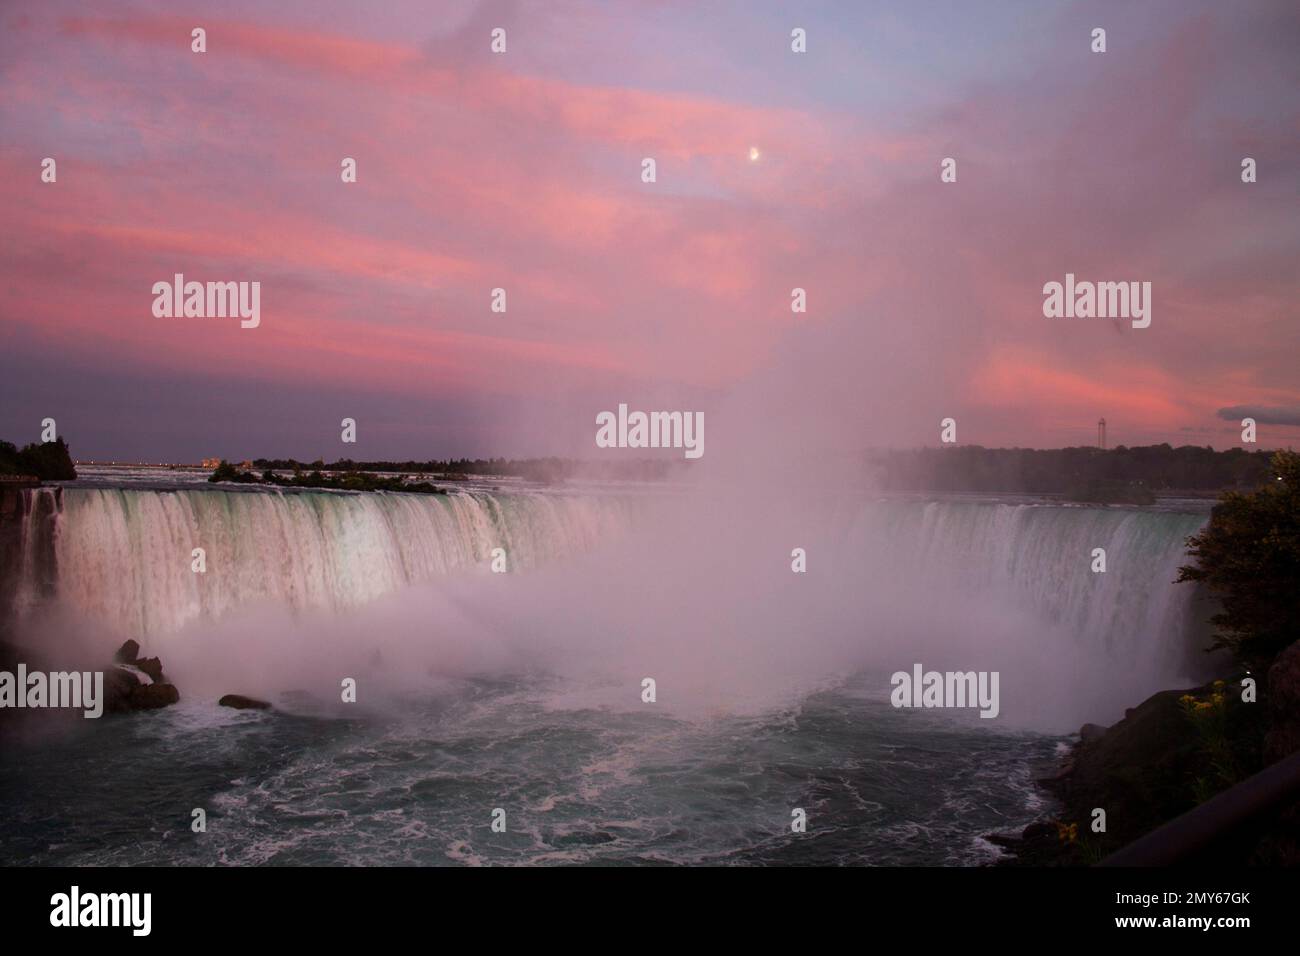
[1,0,1297,462]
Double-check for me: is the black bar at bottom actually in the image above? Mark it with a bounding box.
[5,864,1282,941]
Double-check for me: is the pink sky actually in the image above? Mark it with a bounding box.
[1,0,1297,461]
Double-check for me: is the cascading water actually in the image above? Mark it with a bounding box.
[7,486,641,640]
[5,486,1209,685]
[845,498,1211,686]
[0,485,62,626]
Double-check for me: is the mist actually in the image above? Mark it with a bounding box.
[84,475,1203,736]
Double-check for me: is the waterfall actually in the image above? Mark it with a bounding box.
[846,499,1211,681]
[3,487,1211,691]
[0,485,62,626]
[7,487,639,639]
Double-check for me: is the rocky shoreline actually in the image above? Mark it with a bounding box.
[993,641,1300,866]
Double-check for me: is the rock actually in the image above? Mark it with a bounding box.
[102,666,142,714]
[219,694,271,711]
[103,666,179,713]
[130,683,179,709]
[989,820,1075,867]
[114,639,141,664]
[1036,761,1073,786]
[1020,821,1057,842]
[1264,641,1300,763]
[1030,679,1268,865]
[136,656,164,683]
[1079,722,1108,744]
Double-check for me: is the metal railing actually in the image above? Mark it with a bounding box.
[1099,748,1300,866]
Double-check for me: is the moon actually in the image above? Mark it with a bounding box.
[748,146,761,162]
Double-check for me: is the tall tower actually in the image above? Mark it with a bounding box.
[1098,417,1107,450]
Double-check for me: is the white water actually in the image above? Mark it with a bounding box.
[5,486,1211,727]
[24,487,640,639]
[845,499,1212,683]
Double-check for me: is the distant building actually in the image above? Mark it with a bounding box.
[201,458,221,469]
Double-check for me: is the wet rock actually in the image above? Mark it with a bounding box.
[1036,762,1072,787]
[130,683,180,709]
[103,666,179,713]
[1079,722,1108,744]
[1264,641,1300,764]
[136,657,164,683]
[219,694,271,711]
[990,821,1071,867]
[114,639,141,664]
[102,666,142,714]
[1006,679,1269,866]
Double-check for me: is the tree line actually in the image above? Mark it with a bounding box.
[870,444,1275,495]
[0,438,77,481]
[250,456,679,482]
